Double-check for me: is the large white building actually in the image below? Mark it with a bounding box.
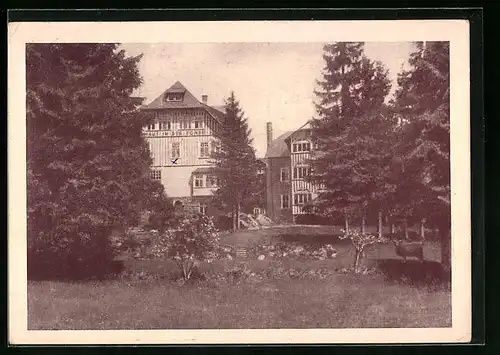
[140,81,225,215]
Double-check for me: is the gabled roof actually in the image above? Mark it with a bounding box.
[141,81,206,110]
[203,104,225,123]
[284,120,312,145]
[140,81,225,125]
[264,131,294,159]
[265,120,314,159]
[165,81,187,93]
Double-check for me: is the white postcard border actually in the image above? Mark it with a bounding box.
[8,19,471,344]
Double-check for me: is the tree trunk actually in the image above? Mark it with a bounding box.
[344,216,349,232]
[420,218,426,240]
[404,218,409,240]
[232,205,237,231]
[361,216,366,234]
[236,202,241,230]
[353,248,365,274]
[182,262,187,280]
[378,211,383,238]
[440,226,451,271]
[353,249,360,273]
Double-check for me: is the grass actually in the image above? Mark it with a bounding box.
[28,274,451,330]
[27,225,451,330]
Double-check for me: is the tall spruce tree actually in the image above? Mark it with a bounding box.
[392,42,451,268]
[26,44,166,279]
[309,42,392,229]
[212,92,258,231]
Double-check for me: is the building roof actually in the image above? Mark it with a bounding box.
[165,81,187,93]
[264,131,294,159]
[141,81,206,110]
[284,120,312,145]
[265,121,314,159]
[140,81,225,125]
[202,104,225,123]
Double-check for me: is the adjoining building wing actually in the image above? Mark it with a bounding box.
[264,120,318,224]
[264,131,294,159]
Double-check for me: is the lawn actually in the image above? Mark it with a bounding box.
[28,225,451,330]
[28,274,450,330]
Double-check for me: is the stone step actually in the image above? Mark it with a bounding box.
[235,247,248,259]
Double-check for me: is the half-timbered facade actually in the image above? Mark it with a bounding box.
[265,121,318,223]
[140,81,225,214]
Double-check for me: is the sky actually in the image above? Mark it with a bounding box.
[120,42,414,158]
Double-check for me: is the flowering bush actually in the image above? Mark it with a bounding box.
[150,214,220,280]
[251,242,338,261]
[111,228,160,259]
[338,229,389,273]
[225,263,254,284]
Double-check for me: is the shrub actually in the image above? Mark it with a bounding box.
[225,263,253,284]
[251,242,338,261]
[28,226,122,280]
[215,215,233,232]
[151,214,220,280]
[294,213,339,225]
[339,229,389,273]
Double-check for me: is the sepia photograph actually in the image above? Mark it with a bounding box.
[8,20,471,344]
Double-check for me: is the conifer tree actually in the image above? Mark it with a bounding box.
[392,42,451,268]
[26,44,167,279]
[309,42,392,229]
[211,92,258,231]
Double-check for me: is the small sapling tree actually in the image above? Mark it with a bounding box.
[151,214,220,281]
[339,229,389,273]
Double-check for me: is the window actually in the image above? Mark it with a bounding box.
[160,121,171,130]
[280,168,289,182]
[194,120,203,129]
[194,175,204,188]
[147,123,156,130]
[200,142,210,158]
[211,141,218,154]
[150,170,161,180]
[199,203,208,215]
[294,193,311,205]
[180,120,190,129]
[293,166,311,179]
[171,142,180,158]
[292,142,311,153]
[281,194,290,209]
[165,93,183,102]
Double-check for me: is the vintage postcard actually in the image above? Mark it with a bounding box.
[8,19,471,344]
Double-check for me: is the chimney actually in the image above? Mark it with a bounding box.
[266,122,273,147]
[202,95,208,104]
